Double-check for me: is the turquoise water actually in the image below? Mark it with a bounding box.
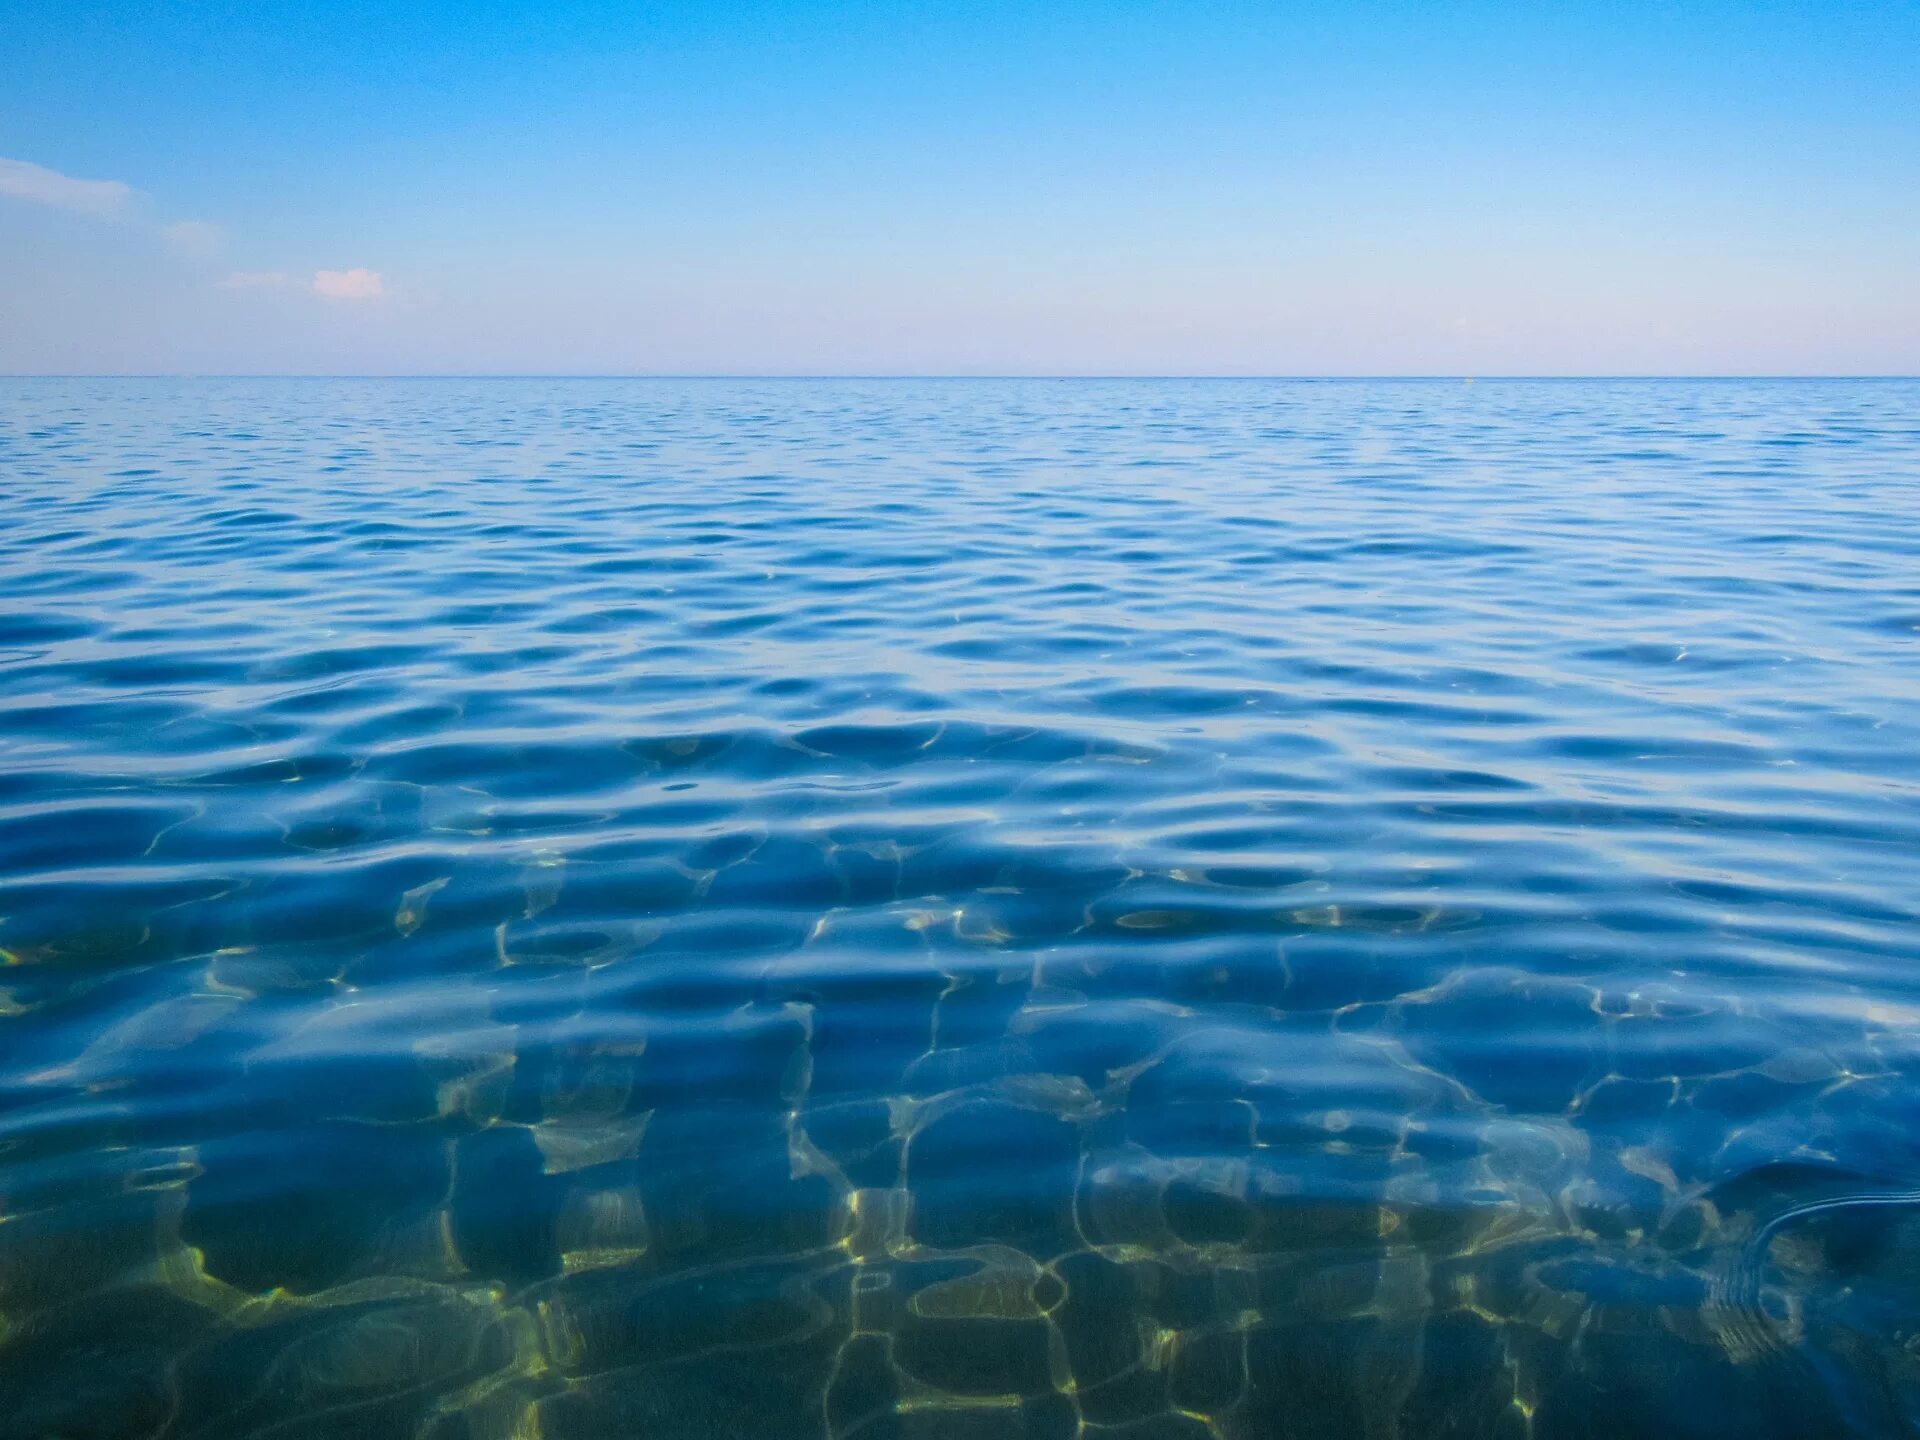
[2,378,1918,1438]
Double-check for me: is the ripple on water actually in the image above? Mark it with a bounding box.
[1,378,1918,1438]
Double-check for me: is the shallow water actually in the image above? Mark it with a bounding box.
[2,377,1919,1439]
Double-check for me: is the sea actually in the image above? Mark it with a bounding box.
[2,377,1918,1438]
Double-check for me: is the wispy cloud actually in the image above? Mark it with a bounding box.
[217,267,388,301]
[5,155,386,298]
[0,156,136,220]
[2,155,221,258]
[313,268,384,301]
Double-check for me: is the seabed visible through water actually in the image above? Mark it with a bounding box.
[1,378,1918,1438]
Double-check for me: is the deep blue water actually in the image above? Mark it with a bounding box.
[2,378,1919,1439]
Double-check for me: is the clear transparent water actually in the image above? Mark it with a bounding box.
[2,378,1918,1438]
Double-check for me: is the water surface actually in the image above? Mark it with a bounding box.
[3,378,1919,1438]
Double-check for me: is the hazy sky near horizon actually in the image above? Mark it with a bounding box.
[3,0,1917,375]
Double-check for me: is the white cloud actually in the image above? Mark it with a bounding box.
[313,268,384,301]
[0,156,136,219]
[163,219,225,257]
[6,155,392,303]
[216,269,388,302]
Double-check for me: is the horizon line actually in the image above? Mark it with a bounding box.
[5,373,1919,382]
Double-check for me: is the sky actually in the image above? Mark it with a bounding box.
[2,0,1916,375]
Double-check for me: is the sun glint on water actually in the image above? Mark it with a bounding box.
[2,378,1919,1439]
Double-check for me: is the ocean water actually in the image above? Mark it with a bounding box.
[1,377,1918,1439]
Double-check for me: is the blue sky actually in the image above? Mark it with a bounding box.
[3,0,1916,374]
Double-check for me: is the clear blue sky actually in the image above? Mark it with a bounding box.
[3,0,1915,374]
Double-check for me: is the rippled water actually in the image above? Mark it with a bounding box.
[3,378,1919,1439]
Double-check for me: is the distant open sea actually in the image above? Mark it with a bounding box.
[2,377,1918,1438]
